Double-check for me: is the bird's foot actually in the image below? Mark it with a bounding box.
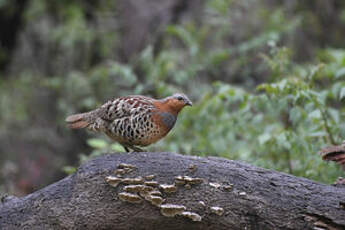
[122,145,144,153]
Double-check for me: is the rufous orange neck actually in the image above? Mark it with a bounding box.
[153,100,183,116]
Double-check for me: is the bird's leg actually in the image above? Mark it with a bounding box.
[122,145,130,152]
[130,146,144,152]
[122,144,144,153]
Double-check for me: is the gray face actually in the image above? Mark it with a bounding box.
[172,93,193,106]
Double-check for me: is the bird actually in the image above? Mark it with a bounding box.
[65,93,192,152]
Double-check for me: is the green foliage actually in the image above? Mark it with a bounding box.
[2,0,345,185]
[153,47,343,183]
[64,47,345,183]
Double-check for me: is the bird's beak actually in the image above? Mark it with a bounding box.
[185,100,193,106]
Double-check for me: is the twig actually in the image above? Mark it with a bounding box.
[320,108,336,145]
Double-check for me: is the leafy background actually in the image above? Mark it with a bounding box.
[1,0,345,195]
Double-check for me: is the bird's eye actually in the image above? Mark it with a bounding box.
[177,96,183,101]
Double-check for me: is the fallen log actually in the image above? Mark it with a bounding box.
[0,152,344,230]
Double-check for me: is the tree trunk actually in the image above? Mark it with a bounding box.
[0,152,344,230]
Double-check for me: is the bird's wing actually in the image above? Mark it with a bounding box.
[98,95,155,121]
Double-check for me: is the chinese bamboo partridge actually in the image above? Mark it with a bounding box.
[66,93,192,152]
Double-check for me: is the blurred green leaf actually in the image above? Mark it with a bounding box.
[258,133,271,145]
[339,87,345,100]
[110,143,125,152]
[335,67,345,79]
[87,138,108,149]
[62,166,77,175]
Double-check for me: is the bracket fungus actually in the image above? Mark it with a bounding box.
[115,167,135,175]
[174,178,186,186]
[115,169,126,176]
[106,164,210,223]
[198,201,206,207]
[148,190,162,196]
[122,177,144,185]
[160,204,186,217]
[123,185,154,193]
[209,182,221,189]
[118,192,143,204]
[144,181,159,187]
[118,163,136,169]
[175,176,203,185]
[105,176,122,188]
[175,175,204,190]
[183,176,203,185]
[179,211,202,222]
[145,194,164,207]
[159,184,177,193]
[223,184,233,191]
[210,206,224,216]
[145,175,156,180]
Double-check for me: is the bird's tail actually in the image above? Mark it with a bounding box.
[65,112,91,129]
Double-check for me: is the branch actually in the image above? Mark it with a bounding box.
[1,152,344,230]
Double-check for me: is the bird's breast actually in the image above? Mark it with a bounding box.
[156,112,177,131]
[104,111,176,147]
[135,111,175,146]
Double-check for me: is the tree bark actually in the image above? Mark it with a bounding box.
[0,152,344,230]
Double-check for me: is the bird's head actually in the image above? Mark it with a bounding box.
[159,93,192,114]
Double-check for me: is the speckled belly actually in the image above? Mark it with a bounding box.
[105,112,170,146]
